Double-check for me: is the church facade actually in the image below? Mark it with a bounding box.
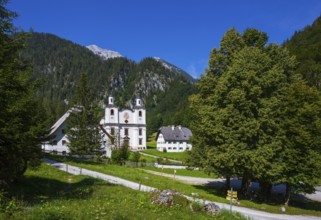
[100,95,147,152]
[42,96,146,157]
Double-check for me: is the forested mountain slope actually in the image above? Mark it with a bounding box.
[21,32,195,133]
[284,15,321,89]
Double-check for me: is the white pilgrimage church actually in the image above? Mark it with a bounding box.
[42,95,146,157]
[100,95,147,153]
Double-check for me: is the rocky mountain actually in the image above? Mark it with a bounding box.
[21,32,195,134]
[86,44,123,60]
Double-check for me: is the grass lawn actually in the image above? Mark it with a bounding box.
[142,149,189,162]
[1,163,247,220]
[46,154,321,217]
[142,166,218,179]
[146,132,157,148]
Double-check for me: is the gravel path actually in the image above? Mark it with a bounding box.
[43,158,156,192]
[43,158,321,220]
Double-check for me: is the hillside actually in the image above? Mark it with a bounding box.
[21,32,195,133]
[284,15,321,89]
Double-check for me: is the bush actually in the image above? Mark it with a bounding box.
[111,144,130,165]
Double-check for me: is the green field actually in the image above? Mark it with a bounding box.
[45,155,321,217]
[1,163,247,220]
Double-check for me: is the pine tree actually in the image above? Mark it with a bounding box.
[0,0,47,187]
[66,73,102,155]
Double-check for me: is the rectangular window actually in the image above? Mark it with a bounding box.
[124,128,128,136]
[139,128,142,136]
[139,138,142,145]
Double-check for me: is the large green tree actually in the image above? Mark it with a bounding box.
[66,73,102,155]
[0,0,47,187]
[279,81,321,204]
[188,27,321,202]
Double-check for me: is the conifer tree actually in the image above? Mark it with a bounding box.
[0,0,47,187]
[66,73,102,155]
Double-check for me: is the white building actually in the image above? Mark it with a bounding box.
[156,125,192,152]
[42,110,71,155]
[100,95,147,151]
[42,96,146,156]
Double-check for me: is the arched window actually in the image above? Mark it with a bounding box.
[111,109,114,116]
[139,110,142,117]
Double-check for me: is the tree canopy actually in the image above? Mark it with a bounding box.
[188,27,321,203]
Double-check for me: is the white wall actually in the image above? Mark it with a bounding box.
[156,134,192,152]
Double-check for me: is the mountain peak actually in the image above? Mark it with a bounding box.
[86,44,123,60]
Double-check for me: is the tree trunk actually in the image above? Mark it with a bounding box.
[241,171,252,197]
[259,180,272,201]
[284,182,291,206]
[225,175,231,190]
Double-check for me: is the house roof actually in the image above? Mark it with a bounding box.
[48,107,82,136]
[156,126,192,142]
[48,111,70,136]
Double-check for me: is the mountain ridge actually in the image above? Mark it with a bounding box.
[21,32,195,134]
[86,44,123,60]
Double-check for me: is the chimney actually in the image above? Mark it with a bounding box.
[178,125,182,130]
[171,125,175,131]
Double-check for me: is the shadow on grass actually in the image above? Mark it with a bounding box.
[290,195,321,212]
[45,153,103,166]
[8,175,115,206]
[193,180,321,213]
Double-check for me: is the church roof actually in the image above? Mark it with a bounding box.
[156,126,192,142]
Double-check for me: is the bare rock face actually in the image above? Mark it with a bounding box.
[151,189,183,207]
[203,203,220,215]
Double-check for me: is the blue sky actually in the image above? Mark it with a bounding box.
[8,0,321,78]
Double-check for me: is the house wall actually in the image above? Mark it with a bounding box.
[42,124,70,154]
[156,134,192,152]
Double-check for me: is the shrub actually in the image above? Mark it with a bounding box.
[111,144,130,165]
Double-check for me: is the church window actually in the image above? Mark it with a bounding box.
[139,138,142,145]
[62,140,67,145]
[124,128,129,136]
[110,109,114,116]
[139,128,142,136]
[139,111,142,117]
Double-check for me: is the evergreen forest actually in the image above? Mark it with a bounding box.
[20,32,196,134]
